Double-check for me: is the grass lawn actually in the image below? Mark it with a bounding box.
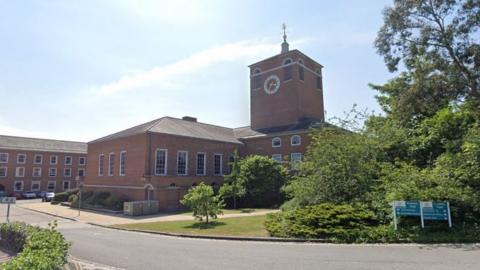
[179,208,273,216]
[115,215,270,237]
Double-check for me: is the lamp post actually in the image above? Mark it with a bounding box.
[76,176,83,217]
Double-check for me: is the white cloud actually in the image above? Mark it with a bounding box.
[98,40,280,95]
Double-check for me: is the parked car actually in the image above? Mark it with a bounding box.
[42,192,55,202]
[22,191,37,199]
[37,191,47,199]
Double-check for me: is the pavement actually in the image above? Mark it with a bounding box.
[16,201,277,225]
[2,200,480,270]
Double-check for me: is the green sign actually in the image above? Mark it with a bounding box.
[421,202,449,221]
[394,201,421,216]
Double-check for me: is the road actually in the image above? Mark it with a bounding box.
[2,201,480,270]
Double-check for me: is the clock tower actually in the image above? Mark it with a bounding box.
[249,27,325,131]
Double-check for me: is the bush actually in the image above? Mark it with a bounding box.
[0,221,70,270]
[71,191,128,211]
[265,203,379,241]
[51,192,69,204]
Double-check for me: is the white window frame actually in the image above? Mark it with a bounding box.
[65,156,73,166]
[0,153,8,163]
[154,149,168,176]
[17,153,26,164]
[196,152,206,176]
[78,156,86,166]
[32,167,42,177]
[15,167,25,177]
[213,153,223,176]
[31,181,41,192]
[291,135,301,146]
[49,167,57,177]
[272,154,282,163]
[0,167,7,177]
[47,181,56,191]
[64,168,72,178]
[272,137,282,148]
[78,168,85,177]
[119,151,127,176]
[14,181,24,192]
[50,155,58,165]
[33,154,43,164]
[176,151,188,176]
[98,154,104,176]
[291,153,302,169]
[62,180,70,191]
[108,152,115,176]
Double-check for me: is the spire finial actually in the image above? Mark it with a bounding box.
[281,23,289,53]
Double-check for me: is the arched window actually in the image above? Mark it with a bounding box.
[316,69,323,90]
[252,68,262,89]
[272,137,282,148]
[298,59,304,81]
[291,135,301,146]
[283,58,292,81]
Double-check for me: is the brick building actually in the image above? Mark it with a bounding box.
[83,34,327,210]
[0,135,87,196]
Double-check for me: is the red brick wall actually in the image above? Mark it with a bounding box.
[240,132,312,161]
[0,149,86,195]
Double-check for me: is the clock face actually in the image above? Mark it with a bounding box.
[264,75,281,95]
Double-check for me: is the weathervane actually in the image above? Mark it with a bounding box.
[282,23,287,42]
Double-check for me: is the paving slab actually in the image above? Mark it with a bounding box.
[17,202,277,226]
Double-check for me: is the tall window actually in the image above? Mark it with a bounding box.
[64,168,72,177]
[291,153,302,170]
[14,181,23,192]
[155,149,167,175]
[98,154,104,176]
[177,151,188,175]
[34,154,43,164]
[0,167,7,177]
[272,137,282,148]
[298,60,304,81]
[47,181,56,191]
[78,168,85,177]
[228,154,235,174]
[291,135,301,146]
[214,154,223,176]
[119,151,127,176]
[108,153,115,176]
[272,154,282,163]
[283,58,292,81]
[31,181,41,191]
[79,157,86,166]
[33,167,42,177]
[196,153,206,176]
[316,69,323,90]
[15,167,25,177]
[65,156,72,165]
[63,181,70,191]
[50,155,58,165]
[49,168,57,177]
[0,153,8,163]
[17,154,26,164]
[252,68,262,89]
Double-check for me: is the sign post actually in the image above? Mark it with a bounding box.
[1,197,16,222]
[393,200,452,229]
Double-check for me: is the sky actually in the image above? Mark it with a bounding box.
[0,0,395,142]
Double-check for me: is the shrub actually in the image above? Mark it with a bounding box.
[103,193,128,211]
[52,192,69,204]
[265,203,379,241]
[0,221,70,270]
[70,191,128,211]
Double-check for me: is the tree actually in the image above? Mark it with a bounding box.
[283,128,380,208]
[219,150,246,209]
[239,155,289,208]
[180,182,224,223]
[373,0,480,123]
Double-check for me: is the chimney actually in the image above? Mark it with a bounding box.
[182,116,197,122]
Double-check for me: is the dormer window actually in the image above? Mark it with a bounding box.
[298,59,304,81]
[291,135,301,146]
[252,68,262,89]
[272,137,282,148]
[283,58,292,81]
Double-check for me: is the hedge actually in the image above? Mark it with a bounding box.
[52,189,79,204]
[70,190,128,211]
[0,221,70,270]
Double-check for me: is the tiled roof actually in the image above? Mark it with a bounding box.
[90,117,243,144]
[234,118,329,139]
[0,135,87,154]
